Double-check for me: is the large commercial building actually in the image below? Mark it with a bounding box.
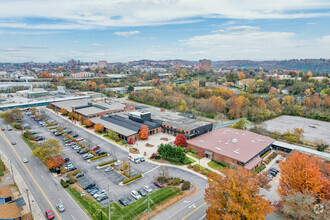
[199,59,211,72]
[187,127,274,170]
[91,106,212,141]
[51,99,130,119]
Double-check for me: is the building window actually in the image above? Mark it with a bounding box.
[237,161,244,166]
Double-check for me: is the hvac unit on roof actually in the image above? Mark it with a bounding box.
[259,139,265,142]
[232,139,238,143]
[218,140,222,143]
[234,149,240,154]
[215,147,222,151]
[199,140,204,143]
[242,133,246,136]
[251,140,255,143]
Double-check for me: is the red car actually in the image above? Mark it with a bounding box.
[91,146,100,151]
[35,137,44,141]
[1,128,5,131]
[45,209,55,219]
[154,181,164,188]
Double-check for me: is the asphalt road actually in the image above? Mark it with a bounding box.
[40,109,209,220]
[0,119,91,220]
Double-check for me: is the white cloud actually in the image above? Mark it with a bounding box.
[114,31,141,37]
[181,26,330,60]
[0,0,329,29]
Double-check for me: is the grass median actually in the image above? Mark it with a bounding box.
[67,186,182,220]
[21,137,36,150]
[207,161,224,171]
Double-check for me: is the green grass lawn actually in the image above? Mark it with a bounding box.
[103,135,125,145]
[207,161,224,171]
[187,152,199,159]
[67,186,182,220]
[111,187,182,219]
[193,164,210,172]
[22,137,35,150]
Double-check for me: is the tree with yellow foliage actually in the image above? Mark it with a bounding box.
[238,71,245,80]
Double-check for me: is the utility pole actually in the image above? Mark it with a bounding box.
[26,189,32,213]
[148,191,150,220]
[108,185,111,220]
[99,211,103,220]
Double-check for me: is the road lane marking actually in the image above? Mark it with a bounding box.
[143,165,160,175]
[59,199,62,203]
[188,203,196,209]
[181,202,206,220]
[49,186,52,190]
[0,130,62,220]
[71,215,76,220]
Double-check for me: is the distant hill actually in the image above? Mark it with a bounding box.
[212,59,330,73]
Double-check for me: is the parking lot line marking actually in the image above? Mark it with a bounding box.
[143,165,160,175]
[0,130,62,220]
[181,202,206,220]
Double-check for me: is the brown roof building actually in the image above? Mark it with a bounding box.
[0,185,13,204]
[187,127,274,170]
[0,203,22,220]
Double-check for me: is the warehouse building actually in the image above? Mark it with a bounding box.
[187,127,274,170]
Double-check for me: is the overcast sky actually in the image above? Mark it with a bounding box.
[0,0,329,62]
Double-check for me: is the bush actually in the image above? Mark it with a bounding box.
[181,181,191,191]
[212,159,231,168]
[128,140,134,144]
[187,164,193,169]
[123,140,128,144]
[98,159,117,167]
[173,178,181,186]
[27,135,35,141]
[90,153,108,161]
[13,123,23,130]
[66,179,76,184]
[151,153,158,158]
[23,131,30,138]
[122,174,142,185]
[60,179,69,188]
[115,138,120,142]
[254,164,266,175]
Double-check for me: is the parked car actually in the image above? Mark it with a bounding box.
[56,203,65,212]
[269,170,277,176]
[139,157,145,162]
[270,168,279,174]
[86,187,97,193]
[114,160,122,166]
[131,190,142,200]
[63,157,70,162]
[54,132,62,136]
[137,189,147,197]
[7,126,12,131]
[79,150,88,155]
[91,146,100,151]
[75,172,84,178]
[30,131,38,135]
[72,133,78,138]
[1,128,5,131]
[95,150,107,156]
[45,209,55,219]
[93,190,106,199]
[119,198,129,207]
[105,167,114,172]
[154,181,164,188]
[143,185,153,193]
[97,193,108,202]
[76,137,84,142]
[35,137,44,141]
[90,188,100,196]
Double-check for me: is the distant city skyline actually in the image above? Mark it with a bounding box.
[0,0,330,62]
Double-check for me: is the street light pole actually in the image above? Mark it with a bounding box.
[108,185,111,220]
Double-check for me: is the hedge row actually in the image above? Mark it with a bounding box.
[98,159,117,167]
[254,164,266,175]
[122,174,142,185]
[90,153,108,161]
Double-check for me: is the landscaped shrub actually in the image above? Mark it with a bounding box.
[187,164,193,169]
[60,179,69,188]
[254,164,266,175]
[122,174,142,184]
[115,138,120,142]
[23,131,30,138]
[129,148,139,153]
[173,178,181,186]
[98,159,117,167]
[27,135,35,141]
[122,140,128,144]
[181,181,191,191]
[128,140,134,145]
[13,123,23,130]
[90,153,108,161]
[212,159,231,168]
[66,179,75,184]
[264,153,278,164]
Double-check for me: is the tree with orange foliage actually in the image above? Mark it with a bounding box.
[268,98,282,113]
[139,125,149,139]
[256,99,267,110]
[94,123,104,133]
[307,71,313,77]
[205,168,273,219]
[78,115,83,122]
[238,71,245,80]
[278,151,327,200]
[60,108,68,115]
[84,119,93,127]
[46,157,65,169]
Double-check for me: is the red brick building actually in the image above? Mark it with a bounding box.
[199,59,211,72]
[187,127,274,170]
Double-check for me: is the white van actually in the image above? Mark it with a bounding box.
[128,154,140,163]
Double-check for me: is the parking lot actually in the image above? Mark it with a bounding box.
[23,109,201,208]
[261,115,330,145]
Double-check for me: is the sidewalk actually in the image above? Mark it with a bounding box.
[0,150,43,220]
[187,154,225,177]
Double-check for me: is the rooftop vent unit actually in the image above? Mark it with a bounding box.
[232,139,238,143]
[218,140,222,143]
[234,149,240,154]
[242,133,246,136]
[236,132,239,134]
[199,140,204,143]
[215,147,222,151]
[259,139,265,142]
[226,130,230,132]
[251,140,255,143]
